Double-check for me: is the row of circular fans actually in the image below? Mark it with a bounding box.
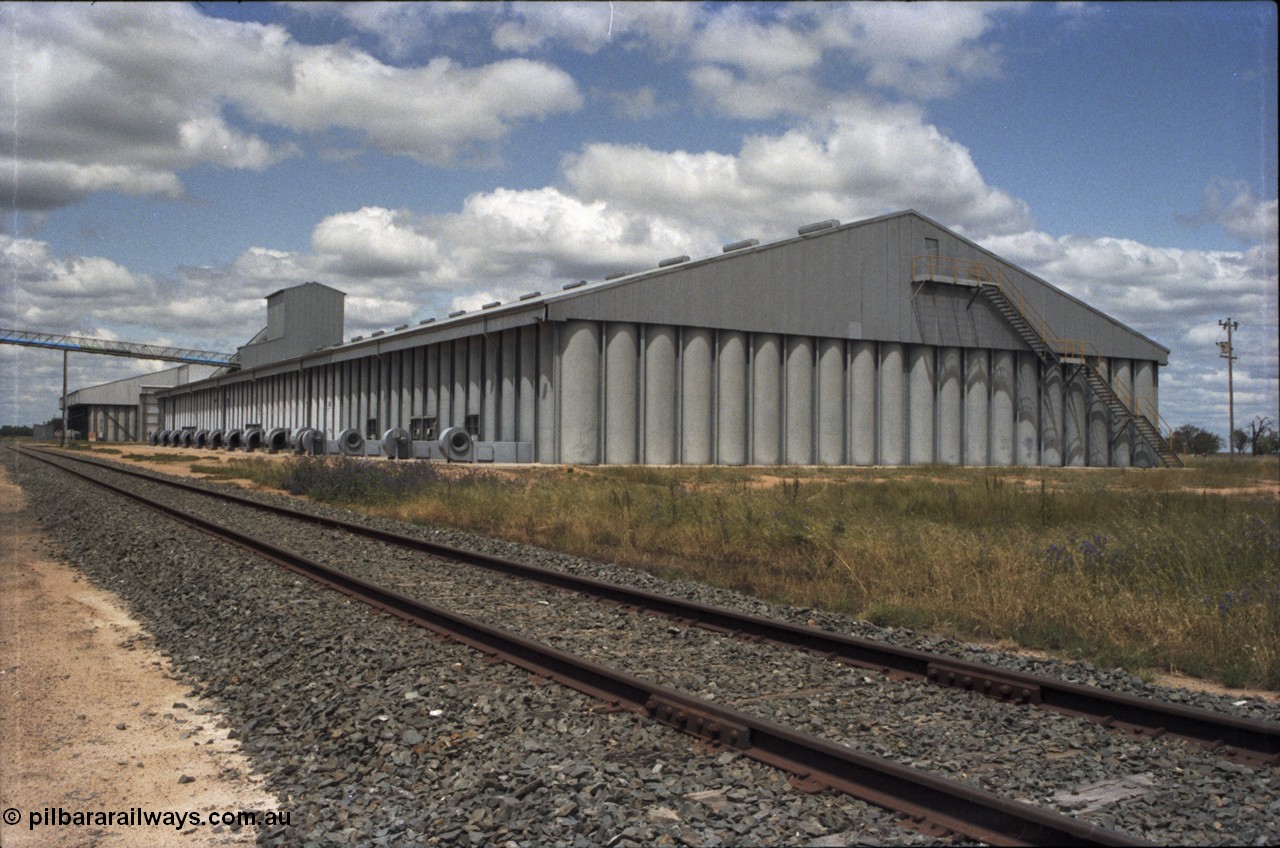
[147,425,474,461]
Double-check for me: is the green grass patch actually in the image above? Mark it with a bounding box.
[192,454,1280,690]
[120,452,194,463]
[190,458,296,490]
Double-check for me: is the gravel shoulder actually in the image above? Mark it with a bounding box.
[0,465,280,848]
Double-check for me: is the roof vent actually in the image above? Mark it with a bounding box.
[798,219,839,236]
[394,324,409,331]
[604,271,628,280]
[372,330,386,337]
[449,309,466,318]
[658,255,690,268]
[562,280,587,290]
[518,291,542,301]
[482,301,501,309]
[351,336,364,342]
[419,317,436,325]
[722,238,759,253]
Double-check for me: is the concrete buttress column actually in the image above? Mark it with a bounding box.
[681,328,713,465]
[412,349,424,425]
[937,347,962,465]
[717,331,748,465]
[518,326,537,443]
[816,339,844,465]
[466,337,482,421]
[1041,362,1064,467]
[752,333,782,465]
[1133,359,1158,467]
[483,335,499,440]
[500,329,518,441]
[1111,359,1133,467]
[879,343,906,466]
[908,344,936,465]
[536,325,557,463]
[1087,359,1110,467]
[991,350,1015,466]
[604,323,638,464]
[1015,353,1040,466]
[559,320,600,465]
[1064,370,1088,467]
[644,326,677,465]
[438,344,453,429]
[850,341,876,465]
[426,344,439,422]
[964,349,989,466]
[1135,359,1157,415]
[785,336,814,465]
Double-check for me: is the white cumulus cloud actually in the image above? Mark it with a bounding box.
[1,3,582,211]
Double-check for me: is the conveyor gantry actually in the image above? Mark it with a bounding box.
[0,328,240,368]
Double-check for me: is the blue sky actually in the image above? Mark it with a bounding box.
[3,2,1276,442]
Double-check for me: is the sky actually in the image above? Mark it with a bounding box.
[2,1,1276,442]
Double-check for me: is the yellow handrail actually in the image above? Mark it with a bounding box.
[912,256,1071,355]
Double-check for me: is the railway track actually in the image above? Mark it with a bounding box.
[23,447,1279,767]
[11,447,1279,845]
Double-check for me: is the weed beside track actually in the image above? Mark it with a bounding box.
[109,447,1280,689]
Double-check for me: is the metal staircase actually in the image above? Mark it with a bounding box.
[911,255,1181,467]
[1076,365,1183,467]
[978,285,1059,366]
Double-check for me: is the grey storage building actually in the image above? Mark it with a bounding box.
[65,363,223,443]
[154,210,1177,467]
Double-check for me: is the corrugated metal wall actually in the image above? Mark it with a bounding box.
[153,212,1166,466]
[83,404,139,442]
[160,319,1160,467]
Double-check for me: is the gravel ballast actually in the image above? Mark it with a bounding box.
[9,450,1279,846]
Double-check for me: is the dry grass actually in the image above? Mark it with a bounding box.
[129,447,1280,690]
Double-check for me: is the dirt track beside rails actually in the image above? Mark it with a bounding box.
[0,465,279,847]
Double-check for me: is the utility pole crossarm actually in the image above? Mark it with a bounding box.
[0,329,240,368]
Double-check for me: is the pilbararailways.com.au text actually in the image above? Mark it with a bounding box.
[13,807,291,831]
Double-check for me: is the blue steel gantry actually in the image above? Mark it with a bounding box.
[0,328,240,367]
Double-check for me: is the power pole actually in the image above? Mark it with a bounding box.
[62,350,69,447]
[1218,318,1238,457]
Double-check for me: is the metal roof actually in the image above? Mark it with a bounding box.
[162,209,1171,392]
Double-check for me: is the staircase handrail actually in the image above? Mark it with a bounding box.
[1134,396,1177,447]
[911,255,1007,287]
[1059,337,1178,449]
[911,255,1078,356]
[913,255,1180,465]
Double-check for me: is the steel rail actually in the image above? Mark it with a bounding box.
[29,447,1280,767]
[14,446,1149,847]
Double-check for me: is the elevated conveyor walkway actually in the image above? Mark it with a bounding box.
[0,329,240,368]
